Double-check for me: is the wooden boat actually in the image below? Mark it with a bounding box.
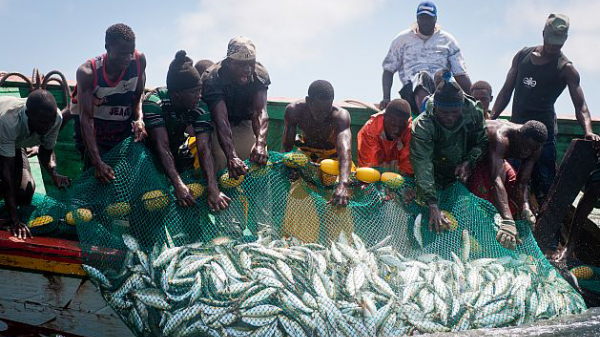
[1,70,599,336]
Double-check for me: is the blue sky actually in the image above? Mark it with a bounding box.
[1,0,599,122]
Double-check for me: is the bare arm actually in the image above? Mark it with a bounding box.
[38,147,70,188]
[514,149,539,213]
[489,141,513,220]
[131,53,147,141]
[335,113,352,186]
[491,52,520,119]
[37,147,58,177]
[249,89,269,165]
[330,109,352,206]
[282,104,297,152]
[563,64,599,146]
[196,132,231,211]
[76,63,103,169]
[381,70,394,109]
[147,126,194,207]
[211,101,246,178]
[455,74,472,95]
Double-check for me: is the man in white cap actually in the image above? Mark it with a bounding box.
[380,1,472,112]
[201,36,270,178]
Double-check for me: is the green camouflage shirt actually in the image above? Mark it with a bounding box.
[410,95,488,203]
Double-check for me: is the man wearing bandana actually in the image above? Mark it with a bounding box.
[201,37,270,178]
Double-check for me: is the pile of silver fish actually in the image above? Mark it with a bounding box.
[83,227,587,337]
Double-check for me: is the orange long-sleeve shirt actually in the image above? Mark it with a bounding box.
[357,112,413,175]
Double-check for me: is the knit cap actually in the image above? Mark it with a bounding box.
[433,70,464,108]
[167,50,202,91]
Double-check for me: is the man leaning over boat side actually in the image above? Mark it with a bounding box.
[143,50,230,212]
[70,23,147,184]
[281,80,353,243]
[282,80,353,207]
[410,71,488,234]
[357,98,414,176]
[201,37,270,177]
[467,120,548,250]
[380,1,472,113]
[0,90,70,240]
[491,14,600,211]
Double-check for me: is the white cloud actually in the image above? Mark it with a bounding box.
[503,0,600,72]
[177,0,387,69]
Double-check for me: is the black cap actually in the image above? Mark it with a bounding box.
[167,50,202,92]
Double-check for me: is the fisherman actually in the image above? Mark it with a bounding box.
[491,14,600,206]
[0,90,70,240]
[143,51,230,212]
[281,80,353,243]
[410,72,487,233]
[70,23,147,184]
[471,81,493,119]
[283,80,353,205]
[467,120,548,249]
[201,37,270,176]
[357,98,413,175]
[381,1,472,112]
[194,59,214,78]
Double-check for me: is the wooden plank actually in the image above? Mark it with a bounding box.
[0,230,82,257]
[24,275,82,308]
[0,299,56,327]
[40,303,133,337]
[68,280,111,314]
[0,269,48,301]
[0,269,133,337]
[0,269,81,307]
[0,254,84,276]
[534,139,598,252]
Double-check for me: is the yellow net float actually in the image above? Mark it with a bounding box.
[220,172,245,189]
[142,190,169,211]
[442,211,459,231]
[320,159,340,176]
[283,153,309,169]
[355,167,381,183]
[249,161,272,178]
[66,208,93,225]
[381,172,405,190]
[28,215,54,228]
[187,183,205,199]
[571,266,594,280]
[106,202,131,219]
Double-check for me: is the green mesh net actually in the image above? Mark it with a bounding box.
[10,138,588,336]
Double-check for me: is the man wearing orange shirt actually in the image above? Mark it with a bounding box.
[357,99,413,175]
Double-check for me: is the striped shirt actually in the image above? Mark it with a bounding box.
[71,51,141,147]
[143,87,212,153]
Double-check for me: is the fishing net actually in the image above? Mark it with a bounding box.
[13,138,588,336]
